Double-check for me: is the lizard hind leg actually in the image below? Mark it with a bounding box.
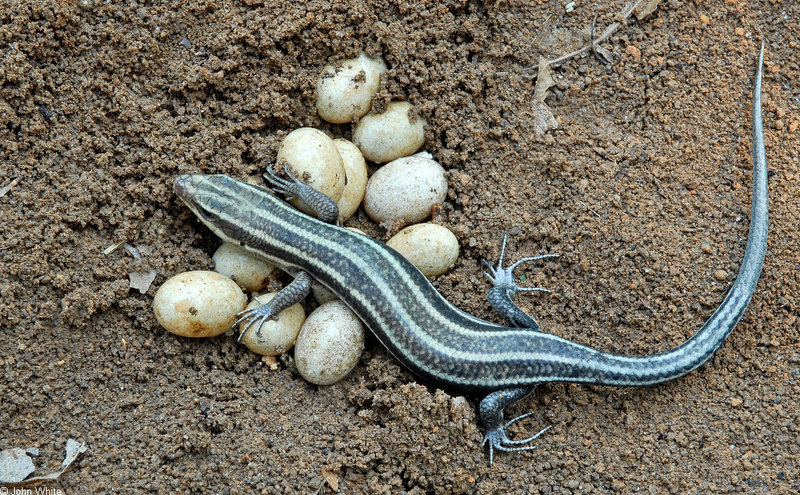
[480,386,552,466]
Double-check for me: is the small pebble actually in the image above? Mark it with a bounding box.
[353,101,426,163]
[276,127,345,216]
[316,52,387,124]
[153,271,246,338]
[364,154,447,224]
[294,301,365,385]
[387,223,459,277]
[213,242,277,292]
[239,292,306,356]
[450,396,471,416]
[333,138,368,222]
[714,269,728,281]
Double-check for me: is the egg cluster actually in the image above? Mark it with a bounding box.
[155,52,462,385]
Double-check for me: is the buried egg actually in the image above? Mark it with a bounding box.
[364,154,447,224]
[316,52,387,124]
[276,127,345,216]
[294,301,365,385]
[353,101,425,163]
[333,138,368,222]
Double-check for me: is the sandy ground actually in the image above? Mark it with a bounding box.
[1,0,798,493]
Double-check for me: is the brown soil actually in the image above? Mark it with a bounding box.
[2,1,798,493]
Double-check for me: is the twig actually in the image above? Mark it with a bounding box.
[0,176,21,198]
[590,12,611,65]
[579,201,603,220]
[528,0,646,74]
[590,12,600,62]
[102,240,128,255]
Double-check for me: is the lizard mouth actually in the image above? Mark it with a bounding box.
[173,174,194,199]
[173,174,217,225]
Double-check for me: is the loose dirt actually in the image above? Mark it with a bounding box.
[2,1,798,493]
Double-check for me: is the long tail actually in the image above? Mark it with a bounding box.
[576,43,768,386]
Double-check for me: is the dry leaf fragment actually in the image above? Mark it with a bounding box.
[321,467,339,491]
[0,176,21,198]
[1,439,87,486]
[594,45,615,64]
[129,269,157,294]
[61,439,87,470]
[0,448,36,483]
[531,101,559,138]
[533,56,555,102]
[633,0,660,21]
[123,243,142,259]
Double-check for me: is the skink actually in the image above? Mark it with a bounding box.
[173,46,768,464]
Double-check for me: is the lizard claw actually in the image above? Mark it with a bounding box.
[487,234,559,296]
[263,164,339,223]
[233,295,280,342]
[483,414,551,466]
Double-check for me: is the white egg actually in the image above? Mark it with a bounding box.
[153,271,246,338]
[333,138,368,222]
[387,223,460,277]
[238,292,306,356]
[212,242,277,292]
[364,154,447,224]
[312,281,338,305]
[294,301,365,385]
[352,101,425,163]
[316,52,387,123]
[276,127,345,216]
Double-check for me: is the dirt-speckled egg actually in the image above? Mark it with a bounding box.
[154,271,246,338]
[294,301,365,385]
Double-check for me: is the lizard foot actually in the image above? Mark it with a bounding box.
[482,234,559,295]
[482,411,551,466]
